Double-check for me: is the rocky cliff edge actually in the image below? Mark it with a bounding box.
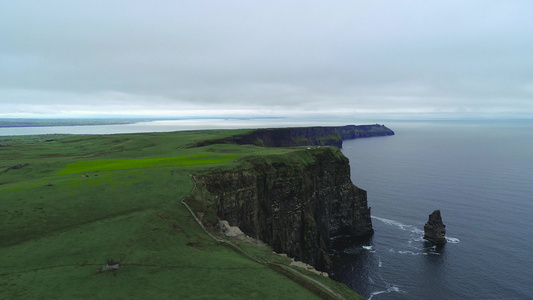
[190,147,373,272]
[188,124,394,148]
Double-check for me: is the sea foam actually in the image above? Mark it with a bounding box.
[371,216,424,234]
[446,237,460,243]
[373,216,461,244]
[368,283,404,300]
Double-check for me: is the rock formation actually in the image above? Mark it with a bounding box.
[423,210,447,245]
[194,147,373,273]
[188,124,394,149]
[184,125,395,273]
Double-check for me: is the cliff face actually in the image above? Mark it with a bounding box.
[190,124,394,148]
[196,147,373,272]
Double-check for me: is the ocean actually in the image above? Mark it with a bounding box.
[335,120,533,299]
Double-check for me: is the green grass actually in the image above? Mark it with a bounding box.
[58,153,241,175]
[0,129,363,299]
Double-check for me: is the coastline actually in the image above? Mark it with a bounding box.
[1,126,377,299]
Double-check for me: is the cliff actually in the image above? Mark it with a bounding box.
[193,147,373,272]
[189,124,394,148]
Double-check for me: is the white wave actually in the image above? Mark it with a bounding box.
[398,250,425,256]
[392,249,441,256]
[372,216,460,246]
[368,291,386,300]
[372,216,424,234]
[368,283,404,300]
[388,285,401,292]
[446,236,460,243]
[362,245,373,251]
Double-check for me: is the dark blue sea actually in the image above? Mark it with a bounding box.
[335,120,533,299]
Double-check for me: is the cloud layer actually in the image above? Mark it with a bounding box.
[2,1,533,118]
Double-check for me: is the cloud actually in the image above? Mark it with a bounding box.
[1,1,533,118]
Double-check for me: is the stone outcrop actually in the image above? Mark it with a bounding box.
[424,210,447,245]
[194,147,373,272]
[188,124,394,149]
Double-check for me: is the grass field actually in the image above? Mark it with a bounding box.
[58,153,241,175]
[0,130,363,299]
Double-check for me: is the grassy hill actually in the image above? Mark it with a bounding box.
[0,130,363,299]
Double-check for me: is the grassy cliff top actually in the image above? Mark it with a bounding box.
[0,129,364,299]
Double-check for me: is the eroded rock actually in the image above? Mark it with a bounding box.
[424,210,447,245]
[219,220,245,237]
[196,147,373,272]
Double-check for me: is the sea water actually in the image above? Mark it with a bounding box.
[335,120,533,299]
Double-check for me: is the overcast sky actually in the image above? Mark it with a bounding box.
[1,1,533,119]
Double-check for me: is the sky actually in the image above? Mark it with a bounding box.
[1,1,533,119]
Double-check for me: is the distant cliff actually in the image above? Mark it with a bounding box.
[189,124,394,148]
[193,147,373,272]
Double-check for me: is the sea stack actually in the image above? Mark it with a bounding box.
[423,210,447,245]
